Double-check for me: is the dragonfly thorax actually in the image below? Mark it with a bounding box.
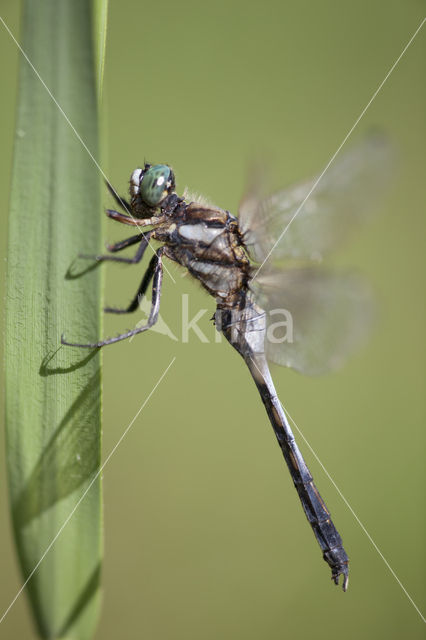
[152,202,252,305]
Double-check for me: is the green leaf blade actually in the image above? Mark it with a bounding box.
[5,0,107,637]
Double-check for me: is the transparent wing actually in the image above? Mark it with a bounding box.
[239,134,393,263]
[251,268,374,375]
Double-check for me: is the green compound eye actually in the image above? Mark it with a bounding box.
[140,164,174,207]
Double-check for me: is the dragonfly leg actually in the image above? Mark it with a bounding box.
[106,233,144,253]
[106,209,140,226]
[105,179,131,211]
[61,248,164,348]
[105,250,158,314]
[79,231,152,264]
[106,208,162,228]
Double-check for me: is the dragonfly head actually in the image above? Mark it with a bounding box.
[129,164,175,213]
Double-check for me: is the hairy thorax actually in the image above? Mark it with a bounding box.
[151,201,252,304]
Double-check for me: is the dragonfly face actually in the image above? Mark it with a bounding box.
[62,136,392,591]
[130,163,175,217]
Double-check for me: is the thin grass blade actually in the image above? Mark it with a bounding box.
[5,0,107,637]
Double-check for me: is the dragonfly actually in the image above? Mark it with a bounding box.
[62,135,390,591]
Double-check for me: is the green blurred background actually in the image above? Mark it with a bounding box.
[1,1,425,638]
